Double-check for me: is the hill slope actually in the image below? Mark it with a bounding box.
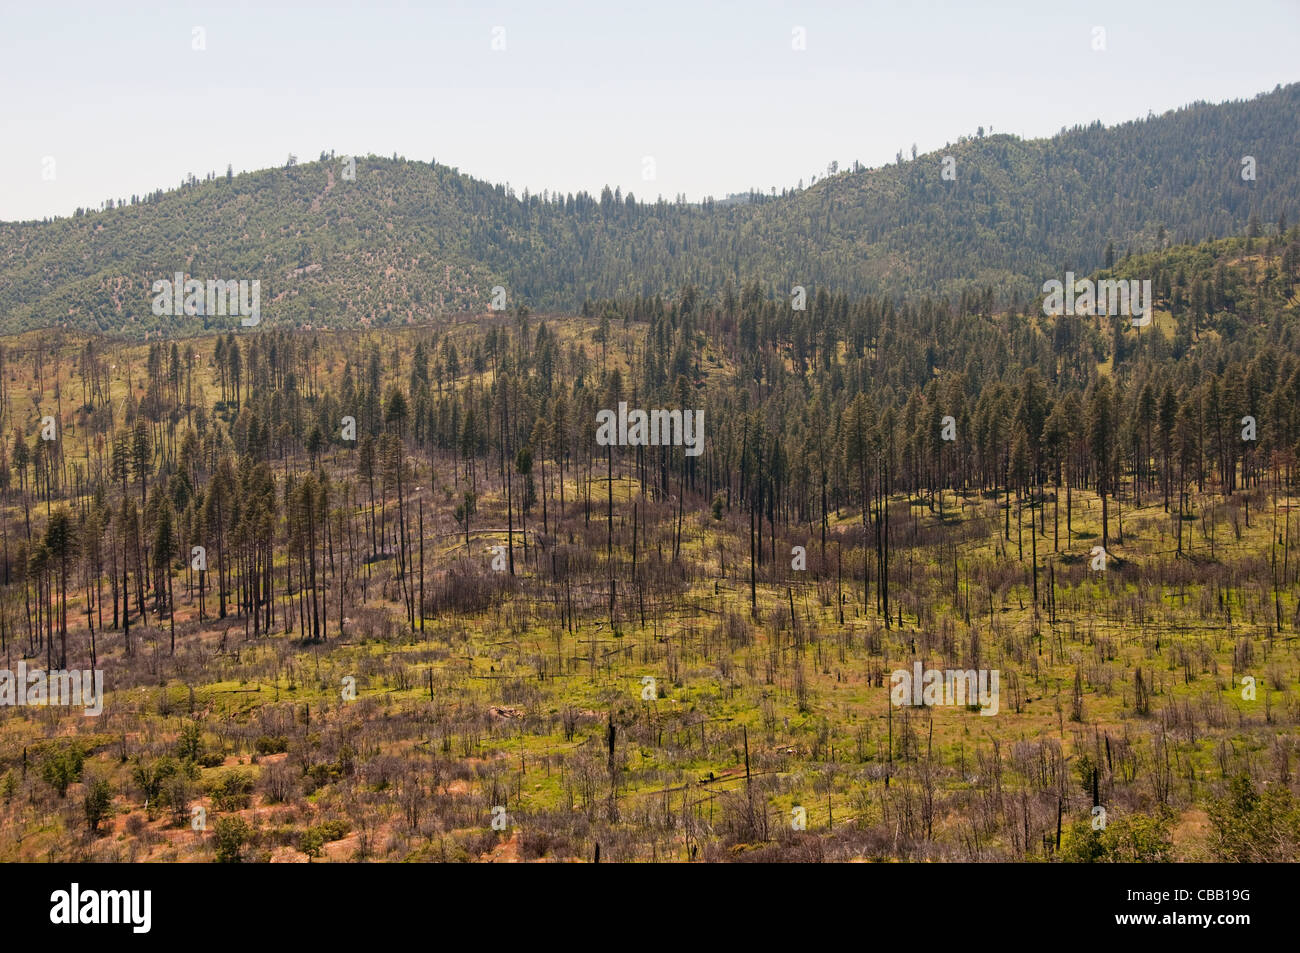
[0,84,1296,336]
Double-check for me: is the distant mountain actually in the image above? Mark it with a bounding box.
[1,83,1296,337]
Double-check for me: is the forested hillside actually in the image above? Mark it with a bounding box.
[1,84,1296,337]
[3,228,1300,862]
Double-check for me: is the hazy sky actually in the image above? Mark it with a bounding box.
[2,0,1296,222]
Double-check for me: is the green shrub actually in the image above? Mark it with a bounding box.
[255,735,288,755]
[83,776,114,834]
[209,771,254,811]
[1208,775,1300,862]
[176,722,205,763]
[40,742,85,797]
[132,755,179,805]
[312,819,350,842]
[1059,811,1174,863]
[212,816,253,863]
[300,828,325,860]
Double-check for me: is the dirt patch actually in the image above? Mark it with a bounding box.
[480,832,521,863]
[323,831,360,861]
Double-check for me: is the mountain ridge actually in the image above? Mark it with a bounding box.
[1,83,1296,337]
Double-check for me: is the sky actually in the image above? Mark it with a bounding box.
[1,0,1297,222]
